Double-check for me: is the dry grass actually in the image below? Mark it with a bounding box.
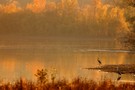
[0,78,135,90]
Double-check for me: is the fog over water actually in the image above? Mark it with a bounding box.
[0,0,134,82]
[0,37,135,82]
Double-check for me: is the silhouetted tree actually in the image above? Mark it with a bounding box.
[35,69,48,84]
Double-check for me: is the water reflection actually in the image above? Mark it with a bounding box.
[0,40,135,82]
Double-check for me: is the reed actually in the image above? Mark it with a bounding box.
[0,77,135,90]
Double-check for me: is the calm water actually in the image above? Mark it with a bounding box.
[0,36,135,82]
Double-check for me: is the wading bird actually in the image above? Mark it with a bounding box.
[97,58,102,65]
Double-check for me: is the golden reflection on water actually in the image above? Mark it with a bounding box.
[1,58,16,73]
[25,59,45,79]
[0,48,134,82]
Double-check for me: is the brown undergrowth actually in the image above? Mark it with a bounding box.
[0,78,135,90]
[0,69,135,90]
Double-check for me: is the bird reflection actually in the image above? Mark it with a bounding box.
[117,76,121,81]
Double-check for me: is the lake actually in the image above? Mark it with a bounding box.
[0,36,135,82]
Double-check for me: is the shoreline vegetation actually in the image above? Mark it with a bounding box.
[0,77,135,90]
[1,68,135,90]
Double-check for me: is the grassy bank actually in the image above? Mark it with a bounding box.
[0,78,135,90]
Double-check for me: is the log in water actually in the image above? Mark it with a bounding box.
[84,64,135,75]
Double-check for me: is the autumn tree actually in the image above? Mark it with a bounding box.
[117,0,135,49]
[0,1,22,13]
[57,0,79,18]
[26,0,46,13]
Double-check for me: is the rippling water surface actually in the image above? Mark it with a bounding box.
[0,36,135,82]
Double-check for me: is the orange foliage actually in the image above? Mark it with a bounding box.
[0,1,21,13]
[26,0,46,13]
[46,2,56,11]
[0,0,130,35]
[58,0,79,14]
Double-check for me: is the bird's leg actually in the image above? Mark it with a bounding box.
[118,71,121,75]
